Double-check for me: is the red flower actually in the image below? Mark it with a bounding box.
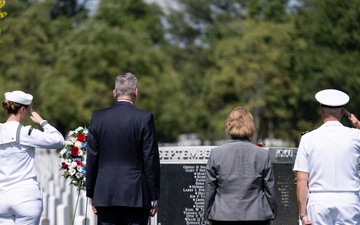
[70,146,79,157]
[256,143,264,147]
[77,133,86,142]
[61,162,68,169]
[76,160,82,166]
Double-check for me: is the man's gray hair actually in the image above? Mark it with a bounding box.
[114,72,138,98]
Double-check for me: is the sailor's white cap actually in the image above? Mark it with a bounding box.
[4,90,33,105]
[315,89,349,107]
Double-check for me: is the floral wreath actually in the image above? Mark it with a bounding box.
[59,126,88,190]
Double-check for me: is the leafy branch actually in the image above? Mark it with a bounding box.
[0,0,7,45]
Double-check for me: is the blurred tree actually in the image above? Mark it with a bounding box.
[47,0,187,141]
[0,0,186,142]
[163,0,296,144]
[96,0,164,44]
[3,0,360,146]
[0,0,76,129]
[205,20,296,143]
[50,0,76,18]
[0,0,7,46]
[291,0,360,137]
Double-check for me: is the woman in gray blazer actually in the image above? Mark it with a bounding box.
[204,107,277,225]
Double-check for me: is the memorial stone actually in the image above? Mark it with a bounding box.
[156,146,298,225]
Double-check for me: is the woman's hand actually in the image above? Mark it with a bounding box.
[29,107,44,124]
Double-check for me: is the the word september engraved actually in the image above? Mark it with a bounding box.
[159,149,211,161]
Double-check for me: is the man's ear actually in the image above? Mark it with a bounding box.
[134,88,138,97]
[341,108,345,117]
[321,108,325,119]
[113,89,117,99]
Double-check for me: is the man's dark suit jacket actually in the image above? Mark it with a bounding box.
[86,101,160,209]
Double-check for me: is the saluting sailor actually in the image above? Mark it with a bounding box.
[293,89,360,225]
[0,90,66,225]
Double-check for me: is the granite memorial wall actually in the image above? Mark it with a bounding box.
[154,146,298,225]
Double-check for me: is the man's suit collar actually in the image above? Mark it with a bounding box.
[117,100,133,105]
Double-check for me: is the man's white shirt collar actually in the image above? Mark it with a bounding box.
[117,100,133,105]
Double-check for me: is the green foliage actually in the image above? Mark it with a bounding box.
[96,0,164,44]
[2,0,360,146]
[0,0,7,46]
[45,0,186,141]
[163,0,296,143]
[0,0,6,19]
[292,0,360,137]
[0,0,76,130]
[205,20,296,141]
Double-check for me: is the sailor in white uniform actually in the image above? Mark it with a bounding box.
[0,90,66,225]
[293,89,360,225]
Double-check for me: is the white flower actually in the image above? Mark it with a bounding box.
[70,161,78,168]
[69,137,76,143]
[59,126,88,190]
[60,148,67,155]
[75,126,84,133]
[75,141,82,148]
[77,166,83,172]
[69,168,76,176]
[68,130,75,137]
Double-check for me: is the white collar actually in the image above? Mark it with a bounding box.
[322,120,343,127]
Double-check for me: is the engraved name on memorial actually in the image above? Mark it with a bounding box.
[158,147,211,225]
[270,148,298,225]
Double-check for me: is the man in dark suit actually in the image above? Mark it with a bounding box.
[86,72,161,225]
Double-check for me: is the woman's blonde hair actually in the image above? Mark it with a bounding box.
[225,107,255,139]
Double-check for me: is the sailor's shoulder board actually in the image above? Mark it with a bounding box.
[28,126,34,136]
[301,129,314,136]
